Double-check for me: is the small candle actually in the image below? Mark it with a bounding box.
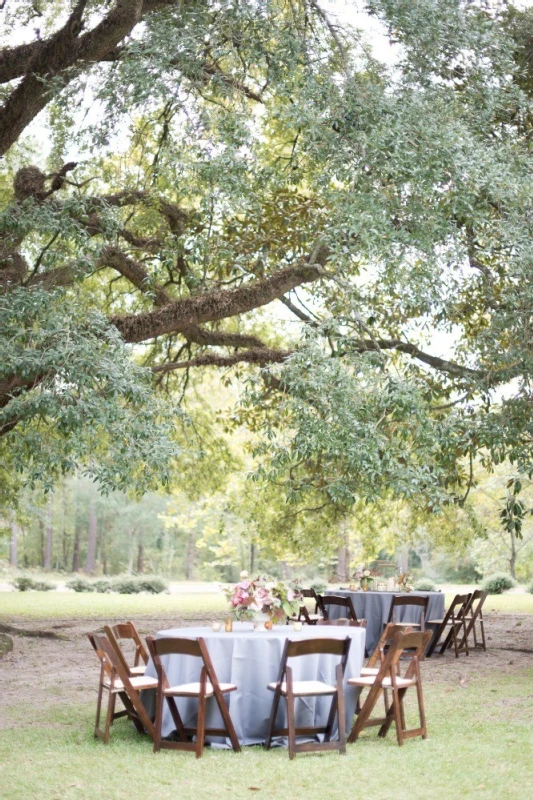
[224,618,233,632]
[292,621,303,632]
[211,622,221,632]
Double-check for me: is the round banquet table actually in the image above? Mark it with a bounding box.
[142,622,366,746]
[324,590,445,656]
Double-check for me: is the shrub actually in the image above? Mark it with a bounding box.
[12,576,34,592]
[93,578,113,593]
[414,578,437,592]
[528,579,533,595]
[137,576,168,594]
[13,576,55,591]
[113,575,168,594]
[66,577,95,593]
[481,572,516,595]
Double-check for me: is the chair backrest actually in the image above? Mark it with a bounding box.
[366,623,414,667]
[319,594,358,622]
[88,632,116,684]
[271,635,351,689]
[375,629,432,681]
[446,593,471,619]
[146,635,222,695]
[467,589,487,616]
[108,621,148,667]
[301,588,319,600]
[317,618,366,628]
[387,594,429,627]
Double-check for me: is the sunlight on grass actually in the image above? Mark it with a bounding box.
[0,591,227,620]
[1,586,532,621]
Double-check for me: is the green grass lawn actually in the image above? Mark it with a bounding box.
[1,670,532,800]
[1,587,532,621]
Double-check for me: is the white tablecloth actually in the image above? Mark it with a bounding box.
[324,590,445,655]
[143,622,366,745]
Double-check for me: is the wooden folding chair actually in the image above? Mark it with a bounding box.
[296,589,324,625]
[146,635,240,758]
[426,593,471,658]
[317,618,366,628]
[347,630,432,746]
[105,622,148,676]
[318,594,359,622]
[386,594,429,630]
[360,623,413,677]
[265,636,351,759]
[88,632,157,744]
[459,590,487,652]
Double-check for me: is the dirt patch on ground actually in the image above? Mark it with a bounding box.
[1,612,532,728]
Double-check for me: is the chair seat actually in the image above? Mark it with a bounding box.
[129,665,146,676]
[164,681,237,697]
[267,680,336,696]
[104,674,158,692]
[360,666,379,676]
[348,675,416,689]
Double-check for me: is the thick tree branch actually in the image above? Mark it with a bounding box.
[111,258,326,343]
[0,0,144,156]
[152,347,292,373]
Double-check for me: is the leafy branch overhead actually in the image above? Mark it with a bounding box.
[1,0,533,505]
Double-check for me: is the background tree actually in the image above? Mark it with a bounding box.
[2,0,533,543]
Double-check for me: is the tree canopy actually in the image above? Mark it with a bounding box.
[2,0,533,524]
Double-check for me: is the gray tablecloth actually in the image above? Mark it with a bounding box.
[324,590,445,655]
[143,622,365,746]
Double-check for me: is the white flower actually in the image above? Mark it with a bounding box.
[265,581,275,590]
[240,570,249,579]
[363,570,371,577]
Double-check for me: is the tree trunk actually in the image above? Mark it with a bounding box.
[9,520,18,568]
[72,520,81,573]
[137,530,144,575]
[250,541,256,573]
[186,529,195,581]
[39,519,45,568]
[44,493,53,571]
[509,530,517,580]
[85,502,97,575]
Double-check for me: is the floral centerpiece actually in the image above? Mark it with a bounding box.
[353,565,378,591]
[397,572,414,592]
[223,572,303,623]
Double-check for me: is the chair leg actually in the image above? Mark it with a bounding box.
[478,614,487,651]
[94,681,104,738]
[286,691,296,760]
[153,687,164,753]
[416,676,427,739]
[167,696,188,743]
[336,666,346,755]
[265,689,281,750]
[391,688,404,746]
[214,691,241,753]
[195,693,207,759]
[348,682,383,743]
[104,690,115,745]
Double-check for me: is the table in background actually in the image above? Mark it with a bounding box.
[324,590,445,655]
[143,622,365,746]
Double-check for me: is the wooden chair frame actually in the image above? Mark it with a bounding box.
[88,632,156,744]
[105,621,148,676]
[318,594,358,622]
[265,636,351,759]
[426,593,471,658]
[348,630,432,747]
[146,635,241,758]
[296,589,324,625]
[386,594,429,631]
[459,590,487,652]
